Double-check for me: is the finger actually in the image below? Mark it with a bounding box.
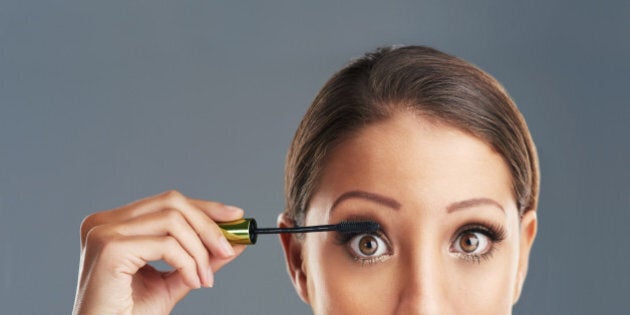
[163,270,193,304]
[113,190,242,223]
[134,265,193,303]
[209,245,247,272]
[134,192,239,259]
[188,198,244,221]
[81,191,193,235]
[163,245,246,297]
[113,208,214,287]
[99,235,202,289]
[81,190,242,256]
[80,193,168,240]
[188,244,246,290]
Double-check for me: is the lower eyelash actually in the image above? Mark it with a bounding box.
[333,228,392,266]
[336,220,506,265]
[458,245,499,264]
[353,254,392,266]
[454,221,506,264]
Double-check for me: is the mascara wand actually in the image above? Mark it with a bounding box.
[218,218,379,245]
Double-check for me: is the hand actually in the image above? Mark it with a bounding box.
[72,190,247,315]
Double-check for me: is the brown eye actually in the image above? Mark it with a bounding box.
[459,232,480,253]
[358,235,378,255]
[348,233,389,258]
[452,230,491,257]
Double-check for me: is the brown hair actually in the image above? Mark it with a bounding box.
[284,45,539,225]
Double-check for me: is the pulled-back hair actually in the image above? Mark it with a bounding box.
[284,45,539,225]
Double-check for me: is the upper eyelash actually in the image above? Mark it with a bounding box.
[333,227,393,265]
[451,220,507,242]
[333,229,384,245]
[333,219,506,265]
[452,221,507,264]
[332,215,385,245]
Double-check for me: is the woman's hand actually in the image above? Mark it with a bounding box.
[72,190,247,315]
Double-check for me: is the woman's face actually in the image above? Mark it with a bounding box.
[280,111,537,315]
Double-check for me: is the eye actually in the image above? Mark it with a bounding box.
[452,231,490,255]
[348,233,389,258]
[449,222,507,263]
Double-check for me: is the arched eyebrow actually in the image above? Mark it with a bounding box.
[446,198,505,214]
[330,190,401,212]
[330,191,505,215]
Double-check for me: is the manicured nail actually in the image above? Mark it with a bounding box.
[225,205,243,213]
[206,268,214,288]
[218,236,236,257]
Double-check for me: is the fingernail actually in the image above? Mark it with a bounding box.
[206,268,214,288]
[225,205,243,213]
[218,236,236,257]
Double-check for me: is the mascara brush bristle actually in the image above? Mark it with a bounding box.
[335,221,380,233]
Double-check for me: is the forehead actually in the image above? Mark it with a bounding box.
[314,111,514,211]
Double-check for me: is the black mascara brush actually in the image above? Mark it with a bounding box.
[218,218,379,245]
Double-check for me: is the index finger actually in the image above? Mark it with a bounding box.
[188,198,244,222]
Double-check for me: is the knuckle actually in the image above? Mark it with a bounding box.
[162,207,184,222]
[163,236,179,248]
[209,224,225,240]
[195,248,211,264]
[189,237,210,256]
[84,225,113,251]
[80,213,100,239]
[160,190,189,210]
[183,253,197,268]
[99,236,126,257]
[161,190,185,203]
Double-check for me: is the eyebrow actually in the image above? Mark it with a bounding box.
[446,198,505,214]
[330,191,504,215]
[330,190,402,212]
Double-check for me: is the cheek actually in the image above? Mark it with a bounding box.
[452,236,521,312]
[303,235,397,314]
[303,236,521,315]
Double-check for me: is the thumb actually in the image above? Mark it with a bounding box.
[163,271,194,304]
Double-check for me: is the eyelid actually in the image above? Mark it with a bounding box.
[451,230,491,255]
[348,233,390,258]
[346,232,393,265]
[332,219,394,265]
[333,228,388,247]
[449,221,507,263]
[450,221,507,244]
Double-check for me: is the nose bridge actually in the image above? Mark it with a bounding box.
[394,233,447,315]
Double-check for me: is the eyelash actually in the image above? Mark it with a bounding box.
[334,229,392,266]
[451,221,507,264]
[332,219,507,266]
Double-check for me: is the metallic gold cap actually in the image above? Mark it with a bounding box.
[218,218,257,245]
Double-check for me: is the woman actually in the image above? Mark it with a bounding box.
[73,45,539,314]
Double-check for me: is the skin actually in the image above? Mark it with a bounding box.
[73,110,536,315]
[279,111,537,315]
[73,190,247,314]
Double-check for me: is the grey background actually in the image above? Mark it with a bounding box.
[1,0,628,314]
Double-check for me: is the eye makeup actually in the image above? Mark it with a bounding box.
[334,229,393,265]
[331,215,506,266]
[449,220,507,264]
[332,215,393,266]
